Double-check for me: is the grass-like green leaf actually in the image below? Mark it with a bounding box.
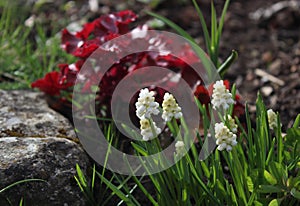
[291,188,300,199]
[19,198,23,206]
[264,170,277,185]
[268,198,282,206]
[96,173,132,204]
[191,0,211,53]
[0,179,47,194]
[292,114,300,128]
[218,0,231,38]
[146,11,195,43]
[258,185,284,193]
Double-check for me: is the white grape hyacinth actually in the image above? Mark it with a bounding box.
[140,119,161,141]
[211,80,235,110]
[267,109,280,130]
[226,115,238,133]
[214,122,237,152]
[175,140,185,156]
[162,93,182,122]
[135,88,160,120]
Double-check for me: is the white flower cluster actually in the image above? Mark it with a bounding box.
[135,88,161,141]
[211,80,234,110]
[140,119,161,141]
[211,81,238,152]
[175,140,185,156]
[162,93,182,122]
[135,89,183,141]
[135,88,160,119]
[267,109,280,130]
[227,115,238,133]
[214,122,237,152]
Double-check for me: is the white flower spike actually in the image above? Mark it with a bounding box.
[214,122,237,152]
[140,119,161,141]
[267,109,280,130]
[211,80,234,110]
[226,115,238,133]
[162,93,182,122]
[135,88,160,120]
[175,140,185,156]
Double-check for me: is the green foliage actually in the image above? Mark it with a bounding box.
[0,2,75,89]
[77,94,300,205]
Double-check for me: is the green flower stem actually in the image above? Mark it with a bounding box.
[217,50,238,78]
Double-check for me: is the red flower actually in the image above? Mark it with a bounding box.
[59,59,84,85]
[72,40,100,58]
[76,22,96,40]
[31,71,72,96]
[194,84,210,105]
[61,29,82,54]
[61,10,137,57]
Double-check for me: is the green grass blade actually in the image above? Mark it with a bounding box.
[0,179,47,193]
[96,173,132,204]
[75,164,88,188]
[266,138,276,165]
[191,0,211,53]
[146,11,195,43]
[218,0,231,39]
[19,198,23,206]
[276,114,283,164]
[74,164,97,205]
[292,114,300,128]
[131,142,148,156]
[211,1,217,48]
[91,164,96,192]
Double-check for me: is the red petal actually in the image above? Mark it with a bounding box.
[233,101,245,118]
[101,14,118,33]
[61,29,82,54]
[31,71,62,96]
[72,41,99,58]
[235,94,241,101]
[116,10,137,24]
[194,85,210,105]
[58,60,82,85]
[76,22,96,40]
[223,79,230,90]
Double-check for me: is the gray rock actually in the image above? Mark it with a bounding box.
[0,137,90,206]
[0,90,92,205]
[0,90,76,140]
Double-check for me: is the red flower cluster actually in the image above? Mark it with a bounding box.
[31,10,244,120]
[32,10,137,96]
